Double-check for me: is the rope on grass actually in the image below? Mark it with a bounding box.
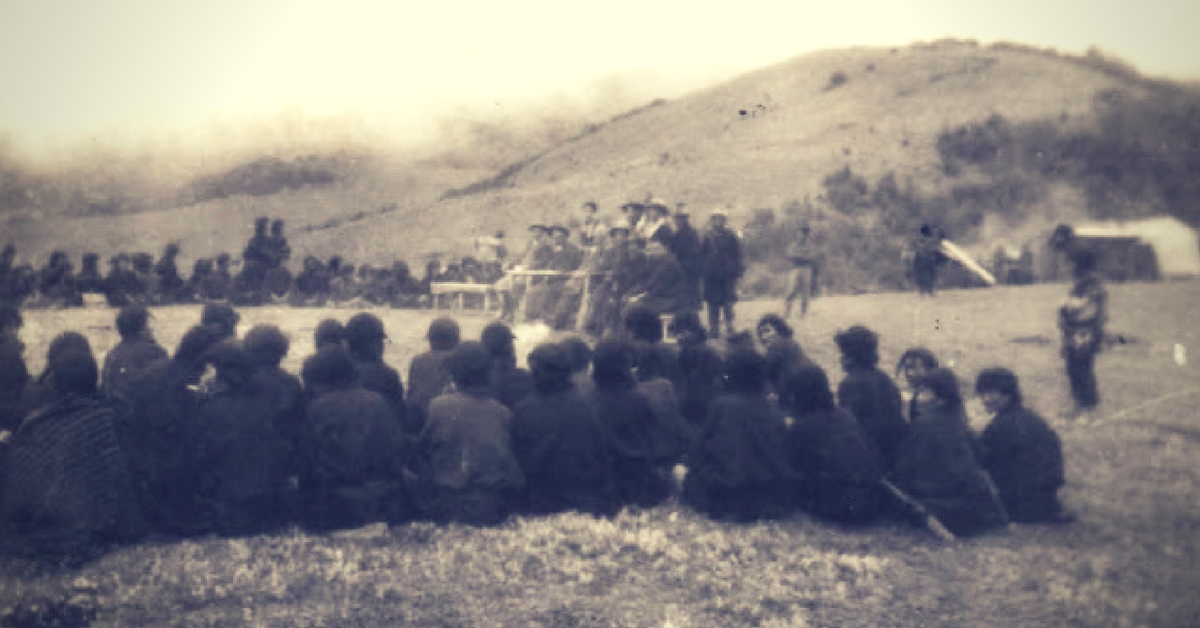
[1101,386,1200,424]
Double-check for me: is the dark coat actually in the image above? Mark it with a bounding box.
[676,341,725,431]
[891,401,1008,536]
[417,390,524,525]
[511,387,616,516]
[406,349,454,433]
[978,403,1065,522]
[0,337,27,433]
[683,392,797,521]
[351,357,407,426]
[300,387,412,530]
[2,394,144,557]
[100,338,169,407]
[488,362,536,410]
[787,406,887,523]
[837,366,909,469]
[700,227,743,280]
[589,385,674,508]
[191,381,291,535]
[764,338,812,393]
[252,366,306,477]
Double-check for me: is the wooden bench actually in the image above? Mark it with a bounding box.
[428,282,499,314]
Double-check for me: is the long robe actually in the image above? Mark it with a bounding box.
[589,384,674,508]
[100,338,169,407]
[978,403,1065,522]
[787,406,887,523]
[837,366,909,469]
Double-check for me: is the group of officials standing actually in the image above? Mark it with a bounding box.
[508,198,746,340]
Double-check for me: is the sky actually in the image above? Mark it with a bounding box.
[2,0,1198,159]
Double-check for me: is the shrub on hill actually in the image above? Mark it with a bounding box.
[187,155,340,203]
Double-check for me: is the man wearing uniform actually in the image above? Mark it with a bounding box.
[700,209,743,339]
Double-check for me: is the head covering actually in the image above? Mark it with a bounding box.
[205,339,255,390]
[314,319,345,349]
[201,303,240,339]
[549,224,570,237]
[609,219,632,235]
[175,325,225,364]
[244,325,290,367]
[624,302,663,343]
[481,321,517,359]
[47,332,92,369]
[975,366,1023,405]
[528,342,573,393]
[710,208,729,217]
[427,317,461,351]
[918,368,964,407]
[115,304,151,340]
[647,198,670,213]
[559,336,593,373]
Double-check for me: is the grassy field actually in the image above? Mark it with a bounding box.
[2,281,1198,628]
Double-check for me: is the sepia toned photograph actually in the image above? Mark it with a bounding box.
[1,1,1198,626]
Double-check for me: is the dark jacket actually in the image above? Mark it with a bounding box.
[978,403,1065,522]
[700,228,743,280]
[406,349,454,433]
[676,341,725,431]
[351,357,407,426]
[589,383,675,508]
[787,406,886,523]
[101,337,169,406]
[511,387,616,516]
[837,366,908,469]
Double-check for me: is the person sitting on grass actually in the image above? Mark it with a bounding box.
[757,314,812,397]
[683,348,798,523]
[835,326,908,470]
[975,367,1071,524]
[417,341,525,526]
[890,368,1008,537]
[101,304,168,407]
[406,317,460,435]
[510,343,616,517]
[672,311,724,436]
[481,321,534,410]
[895,347,940,422]
[244,325,305,480]
[344,313,406,426]
[780,363,887,525]
[299,345,413,531]
[201,302,241,341]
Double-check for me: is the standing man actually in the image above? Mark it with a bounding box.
[669,210,703,316]
[579,202,603,249]
[911,224,947,297]
[1059,248,1107,416]
[783,225,822,318]
[700,209,743,339]
[640,199,674,246]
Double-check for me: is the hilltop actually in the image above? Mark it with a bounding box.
[4,40,1195,290]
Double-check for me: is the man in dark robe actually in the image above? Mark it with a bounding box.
[76,253,104,295]
[185,258,212,303]
[1,348,145,560]
[511,343,616,517]
[103,254,141,307]
[633,241,688,319]
[101,304,169,407]
[700,209,744,339]
[911,224,948,297]
[589,339,674,508]
[406,317,460,435]
[299,345,413,531]
[682,347,797,522]
[481,321,535,410]
[344,313,406,425]
[20,332,94,417]
[267,219,291,267]
[239,216,273,296]
[37,251,83,308]
[190,341,291,536]
[244,325,305,480]
[129,253,154,301]
[976,367,1068,523]
[416,341,525,526]
[118,325,225,535]
[671,311,724,435]
[781,364,886,524]
[834,326,909,470]
[669,212,703,313]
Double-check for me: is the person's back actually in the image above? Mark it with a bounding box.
[345,313,406,424]
[406,317,460,434]
[512,344,615,516]
[834,326,908,469]
[101,305,168,407]
[1,349,144,559]
[300,346,411,530]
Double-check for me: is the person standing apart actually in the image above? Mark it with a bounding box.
[1059,248,1106,416]
[700,209,744,339]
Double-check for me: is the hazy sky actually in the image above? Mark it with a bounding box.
[2,0,1197,156]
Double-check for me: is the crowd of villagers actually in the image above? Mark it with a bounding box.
[0,284,1073,563]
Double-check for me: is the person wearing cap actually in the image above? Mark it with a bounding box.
[101,303,169,406]
[700,208,744,339]
[344,313,406,426]
[639,199,674,247]
[481,321,535,409]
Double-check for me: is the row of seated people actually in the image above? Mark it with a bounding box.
[0,302,1068,563]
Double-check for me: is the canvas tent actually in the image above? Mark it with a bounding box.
[1072,216,1200,280]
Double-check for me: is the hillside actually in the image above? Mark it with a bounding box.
[3,40,1188,281]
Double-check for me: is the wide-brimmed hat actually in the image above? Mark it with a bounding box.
[647,198,669,211]
[549,224,570,237]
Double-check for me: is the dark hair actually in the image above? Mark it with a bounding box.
[447,341,493,389]
[624,303,663,343]
[244,325,289,367]
[592,338,635,390]
[116,304,151,340]
[835,326,879,367]
[174,325,225,364]
[975,367,1023,405]
[201,303,240,338]
[918,368,964,409]
[481,321,516,360]
[205,340,255,390]
[47,332,92,368]
[50,349,98,396]
[780,364,835,414]
[314,319,345,349]
[559,337,593,373]
[895,347,939,377]
[427,317,461,351]
[757,314,793,339]
[345,313,387,360]
[670,311,705,340]
[0,303,22,332]
[528,343,572,393]
[724,347,767,395]
[302,345,358,390]
[634,344,675,382]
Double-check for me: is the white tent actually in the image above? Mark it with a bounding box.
[1073,216,1200,279]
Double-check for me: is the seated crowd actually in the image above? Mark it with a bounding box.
[0,300,1069,563]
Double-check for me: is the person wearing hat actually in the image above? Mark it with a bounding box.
[639,199,674,246]
[406,317,461,435]
[669,210,703,314]
[102,253,139,308]
[621,202,647,237]
[344,313,406,425]
[700,208,744,339]
[537,225,584,328]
